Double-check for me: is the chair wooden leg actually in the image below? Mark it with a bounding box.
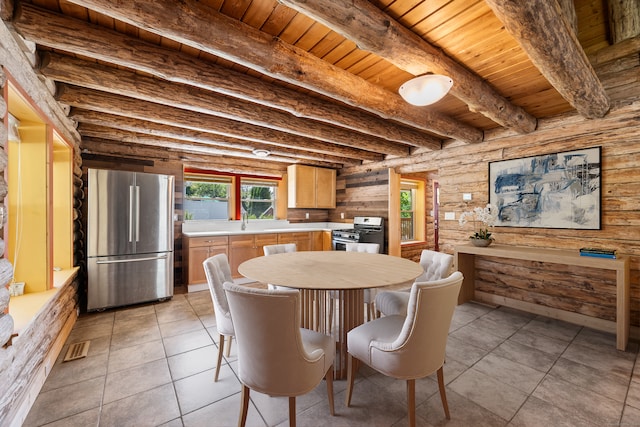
[437,366,451,420]
[345,354,357,407]
[325,365,335,415]
[288,396,296,427]
[239,385,250,427]
[215,333,225,382]
[406,379,416,427]
[225,335,232,357]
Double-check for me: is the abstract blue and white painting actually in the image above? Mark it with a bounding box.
[489,147,601,229]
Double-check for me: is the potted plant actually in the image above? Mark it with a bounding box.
[459,204,498,247]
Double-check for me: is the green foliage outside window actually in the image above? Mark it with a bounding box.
[400,189,413,218]
[241,185,275,219]
[185,182,228,198]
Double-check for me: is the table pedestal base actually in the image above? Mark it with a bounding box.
[300,289,364,379]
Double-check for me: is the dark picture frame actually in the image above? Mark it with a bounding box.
[488,146,602,229]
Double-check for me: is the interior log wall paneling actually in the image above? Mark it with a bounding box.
[0,279,78,425]
[475,257,618,321]
[340,99,640,328]
[287,209,330,223]
[1,22,83,426]
[332,168,390,249]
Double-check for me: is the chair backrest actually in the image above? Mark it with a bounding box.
[416,249,454,282]
[202,253,234,336]
[372,271,463,378]
[223,282,331,396]
[263,243,297,256]
[345,242,380,253]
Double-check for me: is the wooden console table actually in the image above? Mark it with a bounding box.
[454,244,630,351]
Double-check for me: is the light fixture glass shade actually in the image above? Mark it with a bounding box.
[252,149,271,157]
[398,74,453,106]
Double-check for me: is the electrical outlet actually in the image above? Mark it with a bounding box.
[463,193,472,201]
[340,212,345,219]
[444,212,456,220]
[305,212,309,219]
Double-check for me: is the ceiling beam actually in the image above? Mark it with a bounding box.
[59,0,483,143]
[73,116,361,166]
[56,84,404,157]
[485,0,610,119]
[67,106,378,163]
[81,137,288,176]
[13,3,443,148]
[280,0,537,134]
[78,126,344,169]
[39,52,417,154]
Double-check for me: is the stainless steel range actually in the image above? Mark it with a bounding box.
[332,216,385,253]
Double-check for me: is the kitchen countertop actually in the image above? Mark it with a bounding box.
[181,221,352,237]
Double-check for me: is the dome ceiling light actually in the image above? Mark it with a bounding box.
[252,149,271,157]
[398,74,453,106]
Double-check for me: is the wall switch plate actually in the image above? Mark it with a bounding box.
[463,193,472,201]
[305,212,310,219]
[444,212,456,220]
[340,212,345,219]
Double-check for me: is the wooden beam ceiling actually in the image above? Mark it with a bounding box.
[485,0,610,119]
[279,0,537,133]
[57,0,484,143]
[5,0,619,176]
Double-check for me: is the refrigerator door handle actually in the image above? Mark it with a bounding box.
[135,185,140,242]
[129,185,135,242]
[95,254,169,264]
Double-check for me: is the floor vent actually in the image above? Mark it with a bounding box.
[63,341,90,362]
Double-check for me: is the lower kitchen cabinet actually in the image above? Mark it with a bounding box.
[278,231,312,251]
[229,233,278,278]
[183,230,331,289]
[183,236,229,288]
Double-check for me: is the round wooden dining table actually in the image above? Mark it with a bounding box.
[238,250,423,379]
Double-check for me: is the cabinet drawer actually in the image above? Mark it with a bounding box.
[187,235,229,248]
[229,234,254,248]
[254,233,278,246]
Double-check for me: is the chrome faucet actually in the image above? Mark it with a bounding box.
[241,212,247,230]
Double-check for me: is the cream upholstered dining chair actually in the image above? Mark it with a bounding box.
[223,282,335,427]
[328,242,381,330]
[346,271,463,427]
[202,253,235,382]
[375,249,454,317]
[263,243,297,256]
[263,243,297,290]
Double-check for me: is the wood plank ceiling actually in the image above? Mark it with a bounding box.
[5,0,612,175]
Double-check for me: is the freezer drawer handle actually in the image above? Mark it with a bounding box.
[95,255,169,264]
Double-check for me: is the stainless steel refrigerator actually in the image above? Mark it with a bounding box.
[87,168,175,311]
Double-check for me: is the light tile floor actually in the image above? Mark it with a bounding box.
[24,289,640,427]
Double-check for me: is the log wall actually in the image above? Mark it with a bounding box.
[340,98,640,326]
[0,22,82,426]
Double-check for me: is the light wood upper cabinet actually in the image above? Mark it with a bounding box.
[287,165,336,208]
[315,167,337,208]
